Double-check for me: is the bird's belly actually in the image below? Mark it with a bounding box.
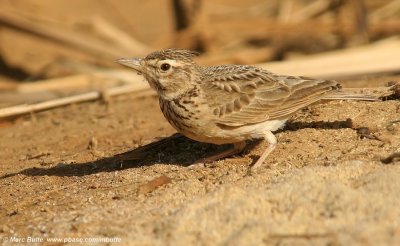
[178,119,287,145]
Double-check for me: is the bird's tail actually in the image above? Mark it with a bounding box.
[324,81,400,101]
[322,91,379,101]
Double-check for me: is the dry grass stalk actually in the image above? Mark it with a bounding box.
[259,37,400,79]
[0,9,145,60]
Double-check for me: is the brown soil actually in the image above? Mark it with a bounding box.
[1,79,400,245]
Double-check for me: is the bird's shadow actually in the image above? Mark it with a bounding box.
[1,119,354,178]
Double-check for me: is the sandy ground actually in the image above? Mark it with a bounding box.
[0,77,399,245]
[1,0,400,245]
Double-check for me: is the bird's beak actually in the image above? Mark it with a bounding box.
[115,58,143,73]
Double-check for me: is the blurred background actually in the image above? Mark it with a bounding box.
[0,0,399,112]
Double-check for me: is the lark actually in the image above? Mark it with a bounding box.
[117,48,376,169]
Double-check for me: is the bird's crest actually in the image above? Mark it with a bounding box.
[145,48,200,62]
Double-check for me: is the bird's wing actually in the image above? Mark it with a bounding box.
[201,65,340,127]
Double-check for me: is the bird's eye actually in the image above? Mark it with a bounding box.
[160,63,171,71]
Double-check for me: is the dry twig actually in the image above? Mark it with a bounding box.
[0,84,154,119]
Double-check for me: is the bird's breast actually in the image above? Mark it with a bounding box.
[159,97,203,133]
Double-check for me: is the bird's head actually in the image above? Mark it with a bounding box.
[117,49,202,100]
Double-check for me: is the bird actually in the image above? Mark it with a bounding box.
[116,48,377,170]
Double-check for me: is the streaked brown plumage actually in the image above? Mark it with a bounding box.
[117,48,377,169]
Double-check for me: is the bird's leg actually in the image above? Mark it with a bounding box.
[189,141,247,168]
[251,131,277,170]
